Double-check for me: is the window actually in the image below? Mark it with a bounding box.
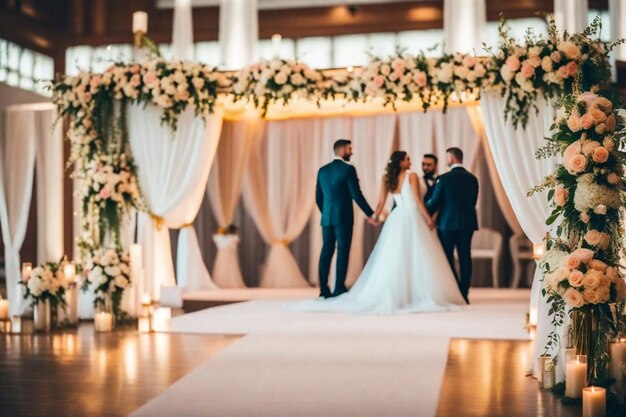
[0,38,54,96]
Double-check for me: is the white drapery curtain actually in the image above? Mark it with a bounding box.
[128,104,223,299]
[443,0,486,54]
[219,0,258,69]
[244,118,324,288]
[0,104,63,316]
[480,91,557,377]
[554,0,589,34]
[465,106,523,234]
[172,0,194,60]
[433,107,481,171]
[207,115,262,288]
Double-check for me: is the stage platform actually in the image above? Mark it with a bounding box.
[182,288,319,312]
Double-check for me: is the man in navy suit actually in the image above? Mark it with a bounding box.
[426,147,479,304]
[316,139,377,298]
[421,154,438,203]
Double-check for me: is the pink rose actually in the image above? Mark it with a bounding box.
[564,254,582,269]
[568,270,585,287]
[557,66,570,79]
[563,141,582,159]
[584,229,603,246]
[143,72,158,85]
[564,288,585,308]
[580,211,590,223]
[505,55,521,71]
[580,114,595,129]
[588,259,608,272]
[592,146,609,163]
[520,62,535,78]
[554,184,568,206]
[607,173,620,185]
[573,248,594,263]
[413,71,427,87]
[578,92,599,106]
[583,288,600,304]
[567,115,581,132]
[130,74,141,87]
[565,61,578,76]
[568,154,588,173]
[99,187,111,200]
[373,75,385,88]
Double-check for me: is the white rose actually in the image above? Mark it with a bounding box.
[115,275,128,288]
[380,64,391,76]
[290,73,305,85]
[104,266,121,277]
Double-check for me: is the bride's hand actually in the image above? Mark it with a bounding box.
[427,217,436,230]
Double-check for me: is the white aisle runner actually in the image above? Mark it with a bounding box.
[132,289,530,417]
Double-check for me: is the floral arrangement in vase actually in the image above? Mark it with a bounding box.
[82,248,131,320]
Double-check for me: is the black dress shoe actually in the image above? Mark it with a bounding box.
[332,287,348,297]
[319,287,332,298]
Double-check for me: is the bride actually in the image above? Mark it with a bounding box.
[292,151,466,314]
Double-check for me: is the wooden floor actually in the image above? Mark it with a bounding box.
[0,324,241,417]
[437,339,580,417]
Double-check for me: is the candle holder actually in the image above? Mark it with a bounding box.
[33,299,51,332]
[94,311,113,332]
[10,316,22,334]
[541,357,556,390]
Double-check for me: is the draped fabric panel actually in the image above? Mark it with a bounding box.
[433,107,481,172]
[128,104,223,299]
[243,118,324,287]
[0,108,37,316]
[207,116,262,287]
[172,0,195,60]
[480,92,558,377]
[443,0,486,54]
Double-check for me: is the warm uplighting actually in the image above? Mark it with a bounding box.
[63,262,77,283]
[151,307,172,332]
[532,242,546,260]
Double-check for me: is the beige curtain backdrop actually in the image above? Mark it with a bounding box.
[208,114,263,288]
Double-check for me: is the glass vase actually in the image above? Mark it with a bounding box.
[572,306,611,385]
[33,299,51,332]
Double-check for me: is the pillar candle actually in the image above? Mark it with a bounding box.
[151,307,171,332]
[566,355,588,398]
[10,316,21,333]
[94,312,113,332]
[138,317,151,333]
[582,386,606,417]
[610,339,626,378]
[63,262,77,283]
[0,298,9,320]
[21,263,32,281]
[132,11,148,33]
[271,34,282,58]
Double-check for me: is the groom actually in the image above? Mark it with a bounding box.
[316,139,377,298]
[426,147,479,304]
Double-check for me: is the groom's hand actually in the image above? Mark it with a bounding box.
[367,217,380,227]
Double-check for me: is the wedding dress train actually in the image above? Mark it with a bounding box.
[291,171,466,314]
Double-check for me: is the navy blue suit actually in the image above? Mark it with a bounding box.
[426,166,479,302]
[316,159,374,297]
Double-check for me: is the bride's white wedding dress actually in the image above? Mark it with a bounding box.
[292,171,466,314]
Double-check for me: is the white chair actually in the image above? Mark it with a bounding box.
[509,233,535,289]
[466,228,503,288]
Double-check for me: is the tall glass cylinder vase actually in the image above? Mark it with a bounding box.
[96,294,116,329]
[33,299,51,332]
[572,306,611,385]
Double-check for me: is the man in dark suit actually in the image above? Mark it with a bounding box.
[426,147,479,304]
[421,154,438,203]
[316,139,377,298]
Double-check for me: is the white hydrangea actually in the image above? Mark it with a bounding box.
[574,175,622,212]
[540,248,568,272]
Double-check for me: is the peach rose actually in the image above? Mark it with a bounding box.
[602,137,615,152]
[559,41,582,60]
[564,141,582,159]
[598,274,611,288]
[580,114,595,130]
[505,55,521,71]
[607,173,620,185]
[599,233,610,250]
[568,269,585,287]
[130,74,141,87]
[520,62,535,78]
[590,108,608,124]
[594,205,607,215]
[592,146,609,163]
[567,115,581,132]
[616,278,626,301]
[598,286,610,303]
[564,254,582,269]
[588,259,609,272]
[413,71,427,87]
[573,248,594,264]
[583,270,602,288]
[568,154,588,173]
[583,288,600,304]
[582,140,600,155]
[551,51,562,63]
[595,97,613,111]
[373,75,385,88]
[565,61,578,76]
[580,211,590,223]
[554,184,568,206]
[606,267,620,283]
[585,229,603,246]
[557,66,570,79]
[595,123,607,134]
[606,115,616,132]
[143,71,158,85]
[564,288,585,308]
